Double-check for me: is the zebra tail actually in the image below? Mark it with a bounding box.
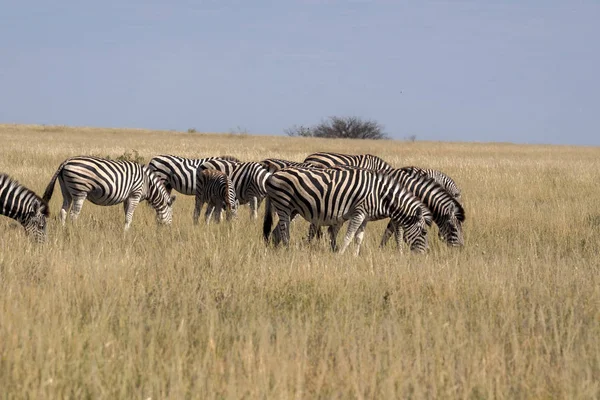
[42,159,68,203]
[262,196,273,243]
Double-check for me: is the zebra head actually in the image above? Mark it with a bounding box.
[144,168,176,225]
[21,200,50,243]
[438,203,465,246]
[402,208,429,253]
[224,174,238,218]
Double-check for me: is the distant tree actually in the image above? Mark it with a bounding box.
[286,117,388,140]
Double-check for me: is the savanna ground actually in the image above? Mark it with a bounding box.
[0,124,599,399]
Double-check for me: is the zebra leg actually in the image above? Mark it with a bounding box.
[213,204,223,224]
[327,224,342,252]
[274,213,291,247]
[380,220,403,252]
[394,223,404,252]
[380,221,394,248]
[353,220,368,256]
[69,195,87,223]
[204,205,215,225]
[193,197,204,225]
[60,195,72,226]
[59,179,72,226]
[123,195,141,231]
[339,214,366,255]
[249,196,258,219]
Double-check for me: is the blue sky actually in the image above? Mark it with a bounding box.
[1,0,598,145]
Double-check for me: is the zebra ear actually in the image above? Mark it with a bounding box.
[169,194,177,206]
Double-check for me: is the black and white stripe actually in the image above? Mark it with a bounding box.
[263,167,429,255]
[0,173,49,242]
[400,166,462,202]
[382,168,465,247]
[43,156,176,230]
[199,159,270,219]
[303,152,393,171]
[147,155,237,196]
[194,169,238,224]
[259,158,322,174]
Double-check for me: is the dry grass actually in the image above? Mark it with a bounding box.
[1,124,599,399]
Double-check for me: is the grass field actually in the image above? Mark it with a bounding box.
[1,124,599,399]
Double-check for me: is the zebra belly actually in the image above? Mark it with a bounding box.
[85,187,132,206]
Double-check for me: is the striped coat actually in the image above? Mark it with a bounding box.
[194,169,238,224]
[303,152,393,171]
[263,166,429,255]
[383,168,465,246]
[400,166,461,202]
[199,159,270,219]
[43,156,175,230]
[147,155,238,196]
[0,173,49,242]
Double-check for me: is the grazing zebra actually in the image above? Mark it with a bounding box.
[303,152,393,171]
[199,159,270,219]
[43,156,176,230]
[400,166,461,201]
[381,169,465,247]
[259,158,322,174]
[0,173,49,242]
[194,169,238,224]
[147,155,237,196]
[263,167,429,255]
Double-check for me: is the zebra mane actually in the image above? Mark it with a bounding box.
[0,173,49,217]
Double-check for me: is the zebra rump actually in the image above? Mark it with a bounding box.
[0,173,49,242]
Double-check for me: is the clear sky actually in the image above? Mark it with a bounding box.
[1,0,598,145]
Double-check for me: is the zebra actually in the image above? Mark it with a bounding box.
[259,158,323,174]
[147,155,238,196]
[0,173,49,242]
[43,156,176,230]
[194,169,238,224]
[199,159,270,220]
[303,152,393,171]
[399,166,461,202]
[263,166,429,255]
[380,168,465,247]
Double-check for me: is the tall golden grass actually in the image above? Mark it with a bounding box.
[1,124,599,399]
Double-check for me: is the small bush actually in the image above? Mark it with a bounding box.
[286,116,388,140]
[187,128,197,133]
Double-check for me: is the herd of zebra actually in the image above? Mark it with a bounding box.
[0,152,465,254]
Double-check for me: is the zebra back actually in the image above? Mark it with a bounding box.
[147,155,223,196]
[1,173,49,242]
[259,158,320,174]
[400,166,462,201]
[303,152,393,171]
